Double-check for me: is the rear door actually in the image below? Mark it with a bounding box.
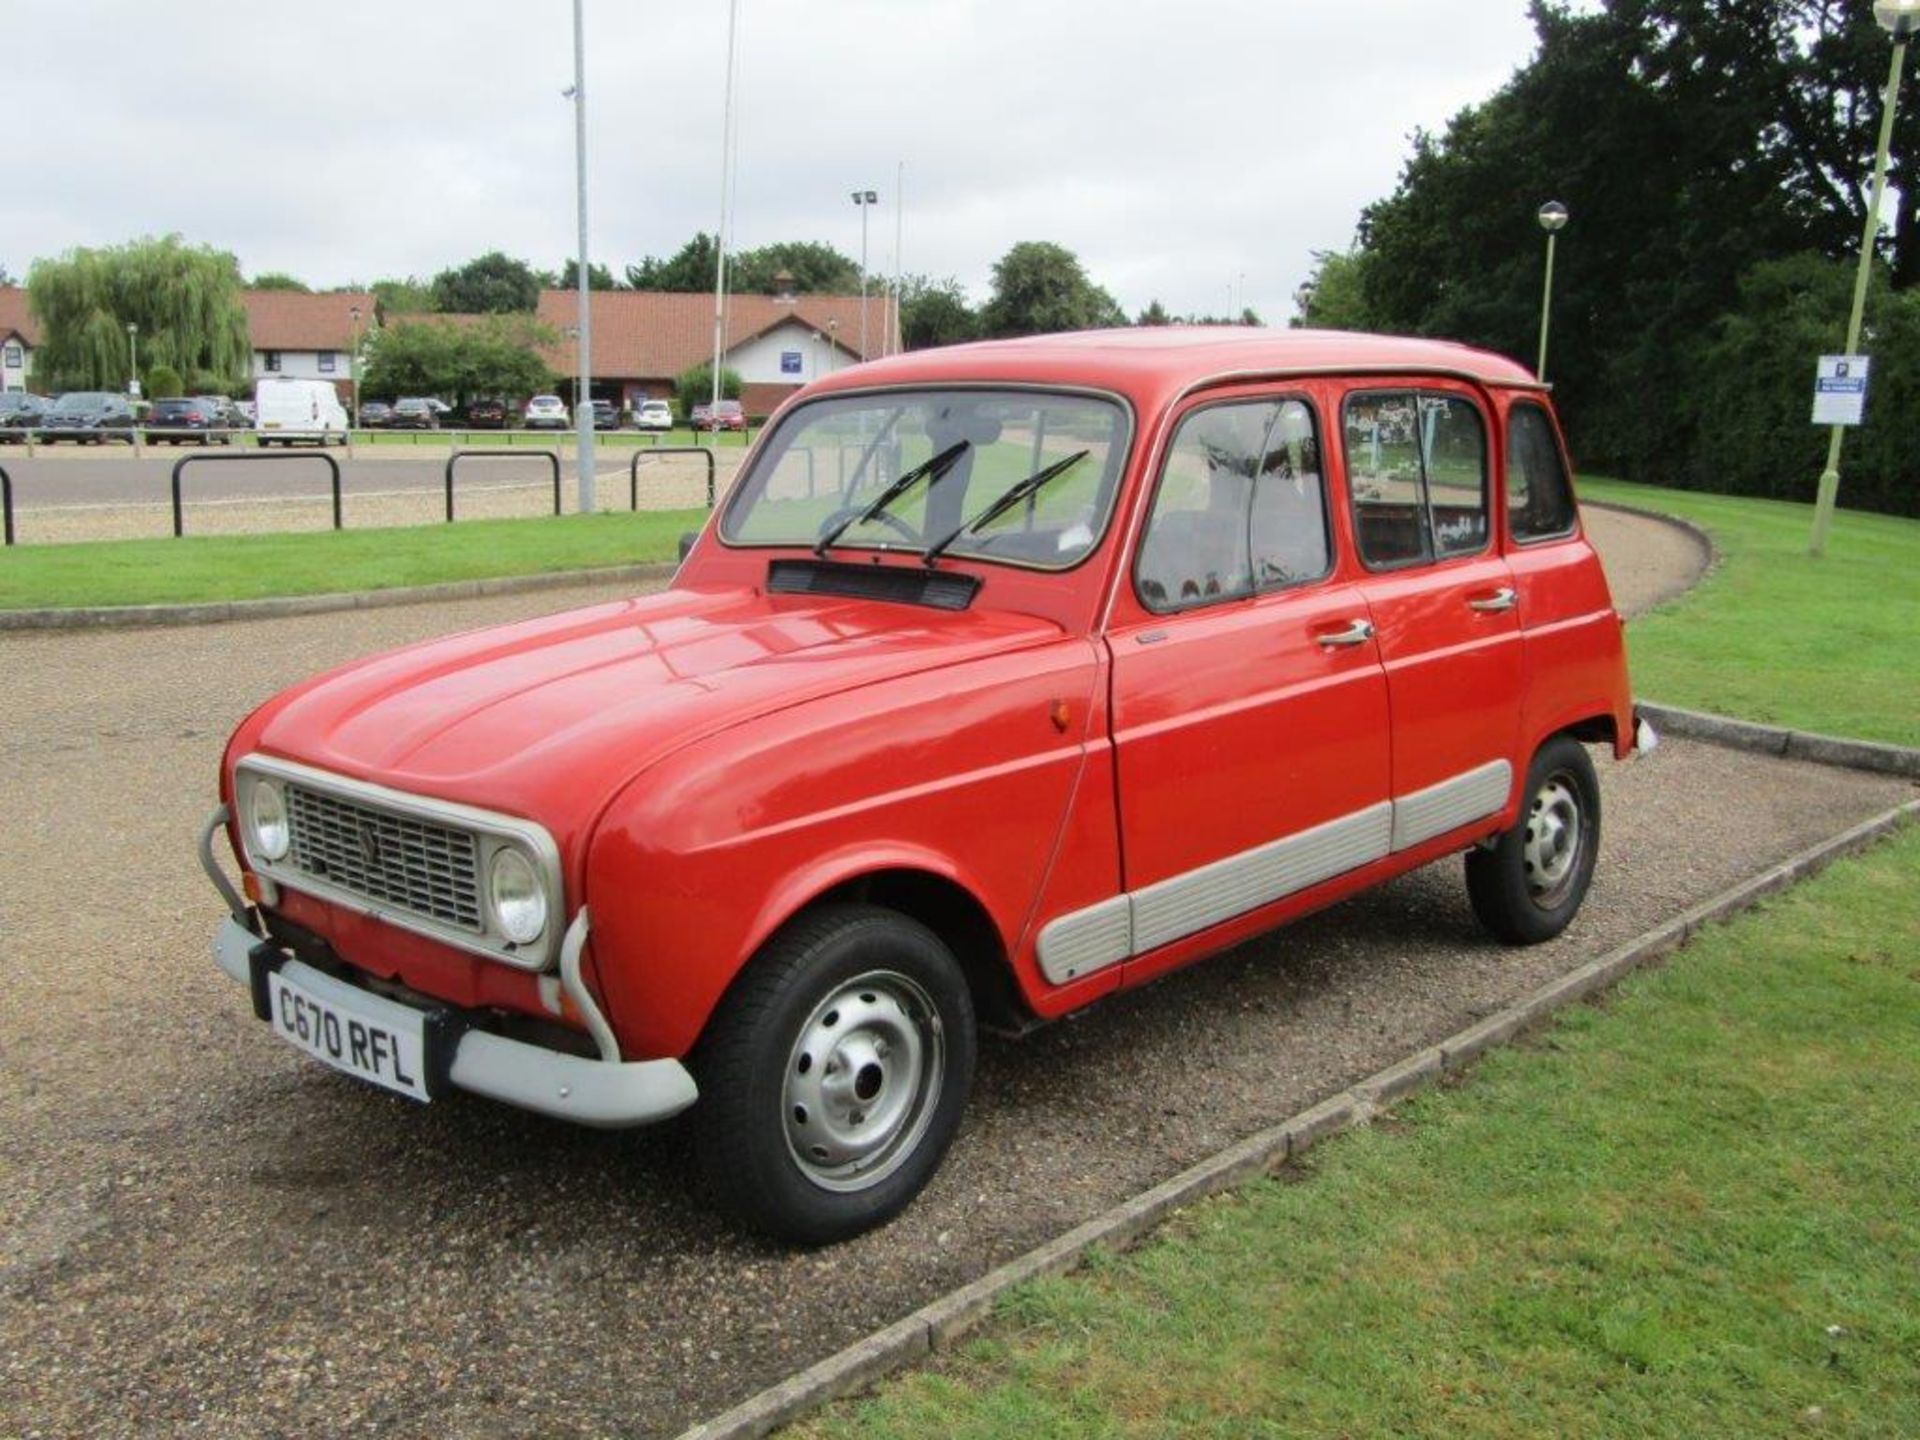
[1340,385,1521,850]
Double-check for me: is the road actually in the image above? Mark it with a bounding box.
[1,513,1906,1438]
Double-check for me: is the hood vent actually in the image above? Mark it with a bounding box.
[767,558,980,611]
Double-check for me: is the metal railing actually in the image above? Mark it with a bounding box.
[445,449,561,522]
[629,447,719,510]
[173,450,342,537]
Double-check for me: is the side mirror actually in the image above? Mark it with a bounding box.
[678,531,699,563]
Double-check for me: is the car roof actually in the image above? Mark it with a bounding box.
[803,327,1544,405]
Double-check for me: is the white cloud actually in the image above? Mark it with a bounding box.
[9,0,1539,321]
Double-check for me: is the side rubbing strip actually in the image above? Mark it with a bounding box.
[1036,895,1132,985]
[1390,759,1512,852]
[1130,803,1393,955]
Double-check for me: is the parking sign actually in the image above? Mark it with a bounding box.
[1811,355,1870,426]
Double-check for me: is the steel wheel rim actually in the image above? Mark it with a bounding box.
[784,970,944,1193]
[1523,772,1585,907]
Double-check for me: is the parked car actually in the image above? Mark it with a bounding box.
[202,329,1642,1245]
[635,398,674,432]
[357,401,393,429]
[255,377,349,446]
[146,397,232,445]
[39,391,137,444]
[0,391,50,440]
[426,398,454,423]
[523,394,569,429]
[692,398,747,432]
[466,398,508,429]
[196,395,245,432]
[389,397,441,430]
[589,398,619,430]
[237,400,257,427]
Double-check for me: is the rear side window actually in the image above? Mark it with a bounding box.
[1344,391,1489,568]
[1507,402,1578,543]
[1136,398,1330,612]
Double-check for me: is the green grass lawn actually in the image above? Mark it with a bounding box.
[0,509,699,609]
[1580,478,1920,747]
[798,824,1920,1440]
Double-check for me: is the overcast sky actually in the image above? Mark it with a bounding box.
[10,1,1543,322]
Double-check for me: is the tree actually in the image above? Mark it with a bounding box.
[430,252,543,313]
[1136,299,1173,326]
[1296,251,1371,330]
[894,274,978,349]
[627,234,720,292]
[368,277,436,321]
[674,360,742,418]
[250,272,310,292]
[27,235,252,393]
[979,242,1126,338]
[145,363,184,399]
[362,315,557,406]
[556,259,619,291]
[734,241,861,294]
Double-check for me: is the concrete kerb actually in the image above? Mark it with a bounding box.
[1581,496,1721,596]
[0,561,680,632]
[676,789,1920,1440]
[1639,701,1920,780]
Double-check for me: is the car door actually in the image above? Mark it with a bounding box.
[1084,392,1392,984]
[1341,385,1522,851]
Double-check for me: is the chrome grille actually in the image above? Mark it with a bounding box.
[284,784,484,932]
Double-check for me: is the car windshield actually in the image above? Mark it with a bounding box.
[722,389,1130,571]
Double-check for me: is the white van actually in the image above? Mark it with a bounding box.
[254,377,349,446]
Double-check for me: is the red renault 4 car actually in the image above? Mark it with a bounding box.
[203,329,1643,1243]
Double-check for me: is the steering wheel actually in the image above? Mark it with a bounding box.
[817,506,921,545]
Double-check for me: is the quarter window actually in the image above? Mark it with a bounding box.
[1137,398,1330,612]
[1507,402,1578,542]
[1344,391,1488,569]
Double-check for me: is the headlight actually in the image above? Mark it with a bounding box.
[247,779,290,862]
[488,846,547,946]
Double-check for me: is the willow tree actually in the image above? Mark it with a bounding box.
[27,236,252,392]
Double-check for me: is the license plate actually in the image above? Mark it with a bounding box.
[263,421,281,429]
[269,968,431,1102]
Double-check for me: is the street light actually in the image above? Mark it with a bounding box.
[127,322,138,396]
[568,0,595,512]
[1810,0,1919,556]
[348,305,362,424]
[1293,281,1317,325]
[852,189,878,360]
[828,318,840,373]
[1535,201,1569,382]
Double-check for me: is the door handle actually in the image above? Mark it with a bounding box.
[1315,619,1376,649]
[1467,586,1518,613]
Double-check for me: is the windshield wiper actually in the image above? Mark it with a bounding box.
[815,440,970,556]
[921,449,1091,567]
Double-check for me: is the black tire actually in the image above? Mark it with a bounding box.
[691,903,976,1245]
[1466,735,1601,945]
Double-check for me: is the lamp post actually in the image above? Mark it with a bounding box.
[852,189,877,360]
[1535,201,1569,382]
[1293,281,1317,326]
[828,318,840,372]
[567,0,595,512]
[127,322,139,396]
[1810,0,1918,556]
[348,305,362,424]
[709,0,741,449]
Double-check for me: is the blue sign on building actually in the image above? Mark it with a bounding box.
[781,350,803,375]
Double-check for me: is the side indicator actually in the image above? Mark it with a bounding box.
[1049,700,1072,733]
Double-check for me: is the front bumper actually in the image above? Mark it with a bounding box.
[203,808,697,1129]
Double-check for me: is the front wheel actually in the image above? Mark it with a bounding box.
[692,904,976,1245]
[1466,735,1601,945]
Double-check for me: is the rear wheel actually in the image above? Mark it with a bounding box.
[1466,735,1600,945]
[692,904,976,1245]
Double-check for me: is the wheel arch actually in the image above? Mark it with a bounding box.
[746,862,1029,1036]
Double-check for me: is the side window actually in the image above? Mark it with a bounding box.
[1507,402,1578,542]
[1137,398,1329,612]
[1344,390,1488,568]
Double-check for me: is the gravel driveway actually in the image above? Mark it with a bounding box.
[1,509,1906,1439]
